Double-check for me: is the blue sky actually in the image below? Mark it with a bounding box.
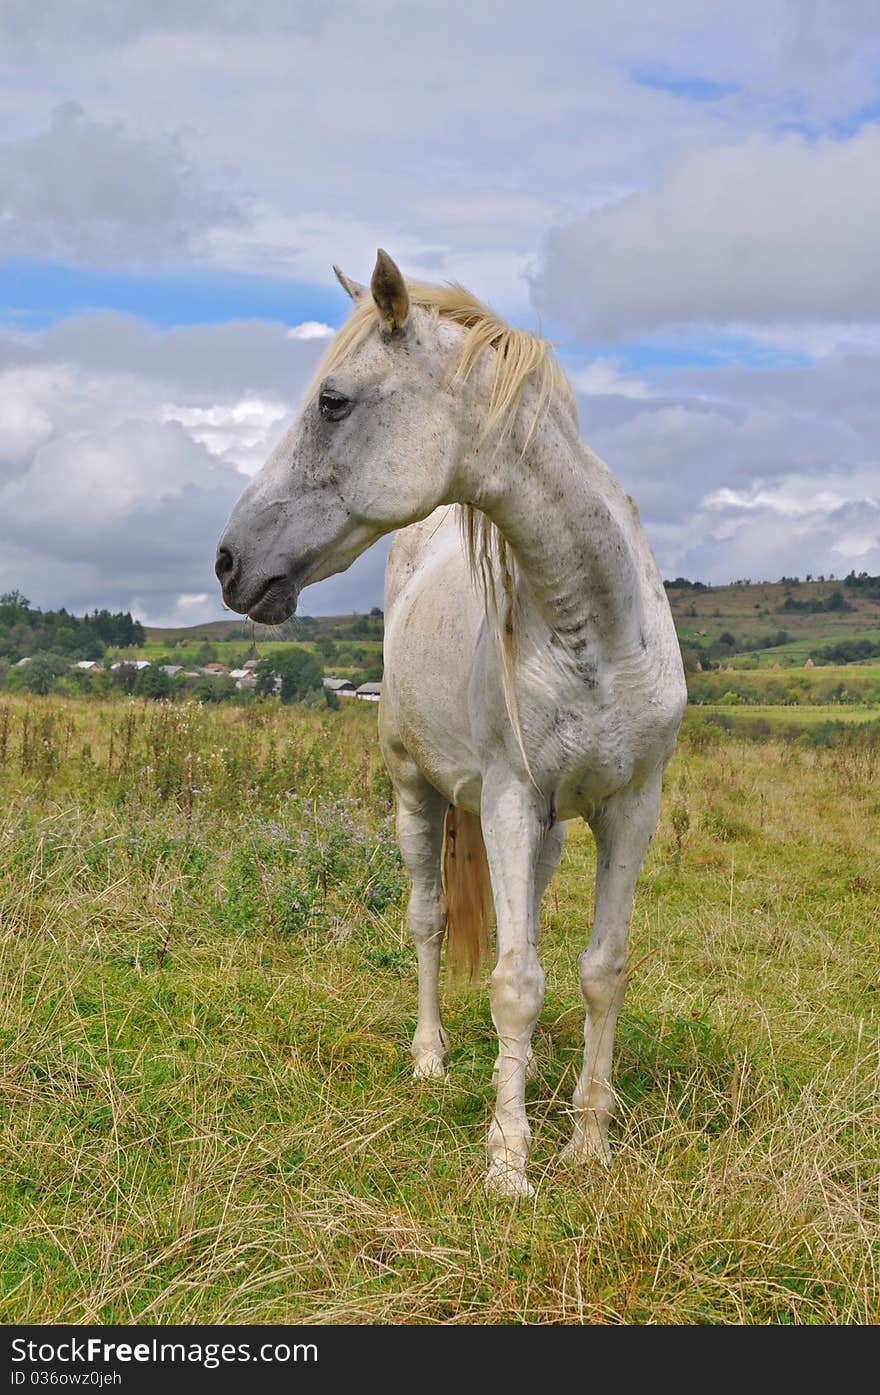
[1,260,345,332]
[1,2,879,625]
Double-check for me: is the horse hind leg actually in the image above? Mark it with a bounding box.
[562,769,662,1166]
[393,776,451,1078]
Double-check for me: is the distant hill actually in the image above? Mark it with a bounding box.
[664,575,880,668]
[5,577,880,674]
[142,571,880,669]
[144,611,384,646]
[143,579,880,670]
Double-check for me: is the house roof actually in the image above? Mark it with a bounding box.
[323,676,356,690]
[356,681,383,695]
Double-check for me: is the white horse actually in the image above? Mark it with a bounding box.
[216,250,687,1196]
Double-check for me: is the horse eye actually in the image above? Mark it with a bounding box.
[319,388,352,422]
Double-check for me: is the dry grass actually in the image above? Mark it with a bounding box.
[0,695,877,1324]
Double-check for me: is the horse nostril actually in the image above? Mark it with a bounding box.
[215,546,237,586]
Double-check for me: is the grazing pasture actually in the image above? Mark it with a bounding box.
[1,695,877,1323]
[665,577,880,658]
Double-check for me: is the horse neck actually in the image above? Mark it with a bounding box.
[460,396,647,664]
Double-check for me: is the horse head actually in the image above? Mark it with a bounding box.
[215,250,465,623]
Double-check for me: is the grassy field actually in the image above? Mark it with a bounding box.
[88,578,880,682]
[1,695,877,1324]
[685,705,880,744]
[106,611,385,674]
[692,704,880,724]
[687,664,880,707]
[107,637,384,672]
[666,577,880,650]
[141,614,384,646]
[733,631,880,668]
[109,638,307,666]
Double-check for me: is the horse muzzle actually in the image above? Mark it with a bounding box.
[214,545,305,623]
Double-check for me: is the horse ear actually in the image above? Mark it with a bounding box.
[371,248,409,335]
[332,265,366,301]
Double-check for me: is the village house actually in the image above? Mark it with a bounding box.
[229,668,258,689]
[323,676,357,697]
[355,681,382,702]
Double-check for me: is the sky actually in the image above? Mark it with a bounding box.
[1,1,879,626]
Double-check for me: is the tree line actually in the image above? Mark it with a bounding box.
[0,592,145,662]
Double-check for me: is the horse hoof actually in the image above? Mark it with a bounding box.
[485,1163,535,1198]
[412,1055,446,1079]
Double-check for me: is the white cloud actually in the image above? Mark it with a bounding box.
[0,370,57,464]
[0,101,237,265]
[705,483,852,518]
[0,317,327,620]
[5,4,878,309]
[159,397,292,475]
[286,322,334,341]
[570,357,653,399]
[718,321,880,361]
[534,127,880,338]
[131,590,217,629]
[670,499,880,584]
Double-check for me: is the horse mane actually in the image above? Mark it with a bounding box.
[313,278,574,425]
[312,280,577,789]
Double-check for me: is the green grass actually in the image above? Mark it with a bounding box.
[108,638,383,667]
[687,665,880,707]
[692,703,880,726]
[109,639,309,665]
[142,614,384,646]
[0,696,877,1323]
[667,578,880,658]
[734,630,880,667]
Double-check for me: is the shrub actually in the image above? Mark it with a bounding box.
[256,647,324,704]
[133,665,173,701]
[19,652,69,696]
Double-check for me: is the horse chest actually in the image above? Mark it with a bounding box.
[518,661,680,817]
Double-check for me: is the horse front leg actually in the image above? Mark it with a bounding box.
[563,768,663,1165]
[481,771,548,1197]
[492,821,565,1087]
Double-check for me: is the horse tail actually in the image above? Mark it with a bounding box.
[442,806,492,982]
